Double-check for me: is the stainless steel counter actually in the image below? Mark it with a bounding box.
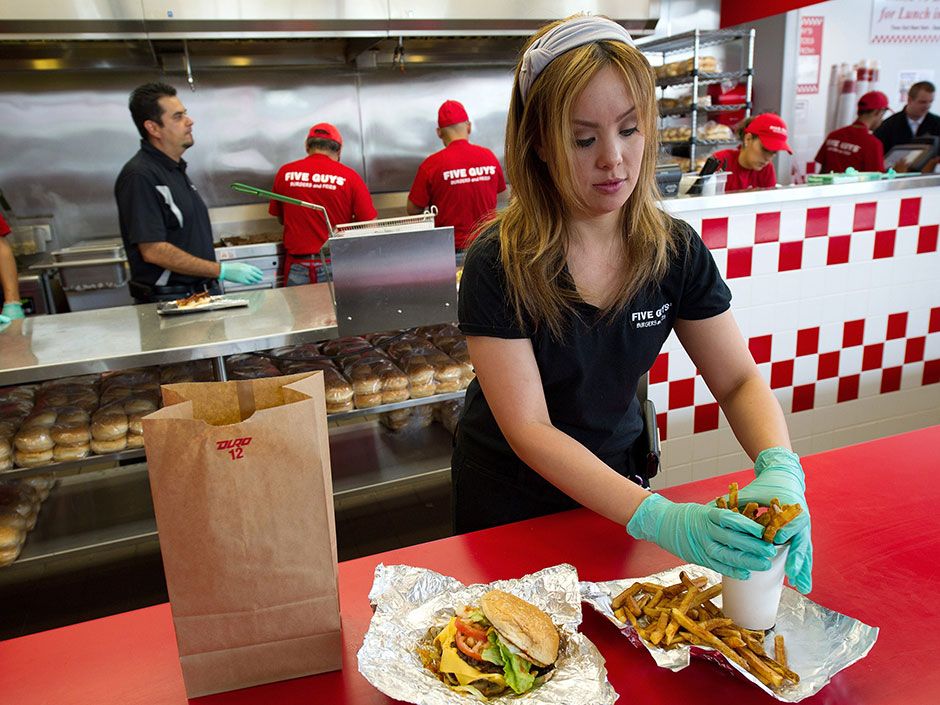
[0,284,338,385]
[662,173,940,214]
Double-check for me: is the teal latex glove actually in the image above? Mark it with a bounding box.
[0,313,9,329]
[627,493,775,580]
[219,262,264,285]
[733,447,813,594]
[2,302,24,319]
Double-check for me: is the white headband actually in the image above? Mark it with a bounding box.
[518,15,636,102]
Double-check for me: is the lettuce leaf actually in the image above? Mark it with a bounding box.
[486,631,536,694]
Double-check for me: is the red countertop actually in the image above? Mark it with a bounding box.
[2,427,939,705]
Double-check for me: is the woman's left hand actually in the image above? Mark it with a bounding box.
[731,447,813,594]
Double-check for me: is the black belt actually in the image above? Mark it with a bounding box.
[129,279,220,304]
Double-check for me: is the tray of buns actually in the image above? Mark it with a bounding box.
[156,292,249,315]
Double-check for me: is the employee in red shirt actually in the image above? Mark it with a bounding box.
[712,113,792,192]
[269,123,377,285]
[815,91,888,174]
[0,213,24,323]
[407,100,507,251]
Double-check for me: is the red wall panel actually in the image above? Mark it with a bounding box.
[720,0,826,28]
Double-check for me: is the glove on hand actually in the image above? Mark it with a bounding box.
[1,302,24,319]
[732,447,812,594]
[627,493,775,580]
[219,262,264,285]
[0,313,9,328]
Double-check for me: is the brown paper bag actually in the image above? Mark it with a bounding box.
[141,372,341,698]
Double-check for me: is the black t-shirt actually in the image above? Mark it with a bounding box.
[457,217,731,472]
[114,141,216,287]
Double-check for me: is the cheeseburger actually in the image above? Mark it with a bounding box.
[418,589,560,699]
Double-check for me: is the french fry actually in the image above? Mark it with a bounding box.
[699,618,734,631]
[646,588,664,610]
[764,504,803,542]
[671,609,749,669]
[743,633,767,656]
[716,496,728,509]
[729,482,739,511]
[625,593,641,617]
[648,611,669,645]
[612,582,642,610]
[742,502,759,519]
[613,607,627,623]
[763,654,801,684]
[774,634,787,668]
[737,647,784,689]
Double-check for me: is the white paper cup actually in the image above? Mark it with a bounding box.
[721,544,789,630]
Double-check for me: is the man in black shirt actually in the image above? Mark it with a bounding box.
[115,83,263,303]
[874,81,940,154]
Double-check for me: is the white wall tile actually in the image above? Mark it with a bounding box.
[694,375,716,404]
[664,463,692,487]
[849,231,874,263]
[858,369,881,398]
[921,191,940,225]
[798,267,826,299]
[692,459,723,482]
[787,406,816,437]
[649,382,668,411]
[819,321,842,352]
[773,300,801,333]
[907,307,930,337]
[727,277,752,308]
[668,407,694,438]
[901,361,925,390]
[895,226,920,257]
[820,265,848,297]
[803,236,828,269]
[863,314,888,344]
[793,355,817,385]
[926,332,940,359]
[773,386,793,410]
[772,328,797,359]
[792,437,814,456]
[756,361,771,385]
[717,426,740,455]
[663,435,693,465]
[842,290,870,321]
[874,198,900,230]
[692,429,720,460]
[712,249,727,277]
[815,377,839,408]
[728,212,756,248]
[828,202,854,235]
[883,338,906,368]
[822,294,846,324]
[779,209,805,242]
[752,244,779,276]
[669,349,696,378]
[839,346,863,376]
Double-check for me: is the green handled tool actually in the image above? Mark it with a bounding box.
[230,182,334,234]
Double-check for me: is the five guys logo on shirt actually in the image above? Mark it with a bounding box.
[442,165,498,185]
[631,302,671,328]
[283,171,347,190]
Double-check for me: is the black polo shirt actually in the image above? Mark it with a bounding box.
[456,218,731,474]
[114,140,216,287]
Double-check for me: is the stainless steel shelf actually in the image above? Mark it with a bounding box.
[637,28,752,55]
[656,70,750,89]
[327,390,466,422]
[0,283,338,386]
[1,448,146,481]
[660,103,749,118]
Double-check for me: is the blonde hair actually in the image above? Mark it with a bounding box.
[472,17,674,340]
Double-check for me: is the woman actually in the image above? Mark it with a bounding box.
[712,113,791,192]
[454,15,812,593]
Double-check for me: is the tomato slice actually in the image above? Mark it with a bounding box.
[454,631,487,661]
[455,618,489,642]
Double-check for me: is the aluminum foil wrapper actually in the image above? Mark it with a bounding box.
[359,563,618,704]
[581,564,878,702]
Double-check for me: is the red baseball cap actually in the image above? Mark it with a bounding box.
[307,122,342,146]
[744,113,792,154]
[438,100,469,128]
[858,91,889,112]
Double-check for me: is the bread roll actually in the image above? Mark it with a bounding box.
[127,412,145,436]
[326,400,354,414]
[51,406,92,446]
[14,448,53,467]
[351,375,382,395]
[91,408,129,441]
[54,443,90,462]
[381,389,411,404]
[91,437,128,454]
[22,409,57,428]
[14,425,54,452]
[125,433,145,449]
[353,392,382,409]
[122,397,158,415]
[322,370,354,404]
[0,436,11,460]
[405,363,436,388]
[0,456,10,472]
[0,483,37,517]
[0,545,21,567]
[0,508,27,532]
[22,474,54,501]
[408,384,436,398]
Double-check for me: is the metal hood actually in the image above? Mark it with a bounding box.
[0,1,660,40]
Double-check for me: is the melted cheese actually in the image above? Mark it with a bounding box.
[435,618,507,688]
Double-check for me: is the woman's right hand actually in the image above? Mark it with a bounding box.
[626,494,775,579]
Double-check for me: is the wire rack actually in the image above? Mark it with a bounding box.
[333,207,438,236]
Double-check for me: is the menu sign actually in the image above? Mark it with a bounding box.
[797,15,823,95]
[871,0,940,43]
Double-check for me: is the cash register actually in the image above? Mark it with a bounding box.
[884,136,938,172]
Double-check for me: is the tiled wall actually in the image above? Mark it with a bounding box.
[650,184,940,489]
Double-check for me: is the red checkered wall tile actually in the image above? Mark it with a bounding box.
[805,207,829,238]
[778,241,803,271]
[843,319,865,347]
[656,412,668,440]
[854,202,877,231]
[701,217,728,249]
[905,337,926,363]
[827,235,851,265]
[838,374,860,402]
[796,327,820,356]
[749,335,772,364]
[862,343,884,371]
[755,212,781,243]
[818,351,840,379]
[792,383,815,413]
[930,307,940,334]
[880,366,902,394]
[924,359,940,386]
[669,378,695,409]
[650,353,669,384]
[919,225,939,254]
[727,247,752,278]
[694,403,719,433]
[899,197,921,227]
[886,313,908,340]
[771,360,794,388]
[873,230,896,259]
